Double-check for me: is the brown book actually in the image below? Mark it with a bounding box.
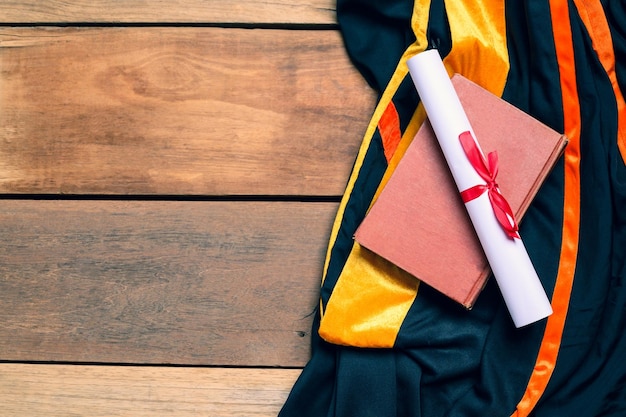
[354,74,568,308]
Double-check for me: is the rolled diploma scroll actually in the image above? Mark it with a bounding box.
[407,49,553,327]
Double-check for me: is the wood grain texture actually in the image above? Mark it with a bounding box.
[0,364,301,416]
[0,0,336,24]
[0,200,334,366]
[0,27,374,196]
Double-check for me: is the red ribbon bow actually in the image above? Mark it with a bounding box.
[458,131,520,239]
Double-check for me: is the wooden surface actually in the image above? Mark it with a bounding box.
[0,1,375,415]
[0,27,372,195]
[0,200,335,366]
[0,1,336,24]
[0,364,301,417]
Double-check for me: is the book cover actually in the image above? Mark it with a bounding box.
[354,74,568,308]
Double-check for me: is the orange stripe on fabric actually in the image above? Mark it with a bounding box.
[573,0,626,163]
[511,1,582,416]
[378,101,403,162]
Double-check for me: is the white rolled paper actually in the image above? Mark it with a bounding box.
[407,49,553,327]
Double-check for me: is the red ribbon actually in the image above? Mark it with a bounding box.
[458,131,520,239]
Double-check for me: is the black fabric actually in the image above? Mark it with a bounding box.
[279,1,626,415]
[531,4,626,415]
[336,0,416,94]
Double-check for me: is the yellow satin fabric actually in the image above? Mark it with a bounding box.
[319,0,511,348]
[443,0,509,95]
[319,245,420,347]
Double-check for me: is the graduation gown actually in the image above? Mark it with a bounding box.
[280,0,626,415]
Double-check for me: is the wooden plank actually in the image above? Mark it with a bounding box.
[0,364,301,417]
[0,200,333,366]
[0,27,375,196]
[0,0,336,24]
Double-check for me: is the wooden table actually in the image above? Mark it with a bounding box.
[0,2,375,415]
